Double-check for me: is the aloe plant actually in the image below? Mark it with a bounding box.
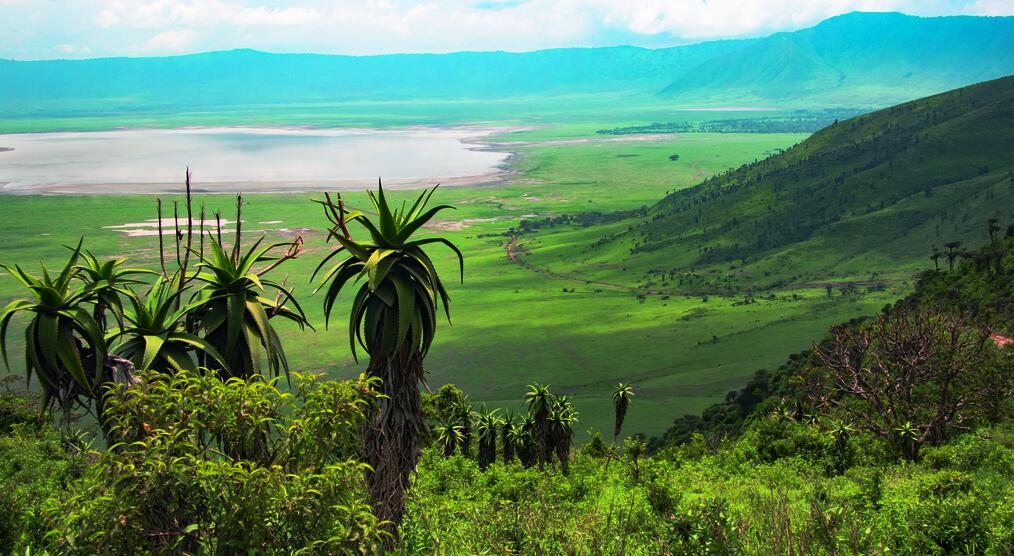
[74,249,155,332]
[612,382,635,442]
[190,237,309,379]
[314,182,462,533]
[475,406,501,470]
[524,383,554,469]
[433,422,464,458]
[0,241,107,419]
[110,278,227,373]
[549,395,578,473]
[500,411,517,463]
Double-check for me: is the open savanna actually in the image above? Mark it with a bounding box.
[0,130,900,438]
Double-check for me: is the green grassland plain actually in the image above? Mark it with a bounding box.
[0,111,903,438]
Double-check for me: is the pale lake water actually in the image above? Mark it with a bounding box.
[0,127,512,194]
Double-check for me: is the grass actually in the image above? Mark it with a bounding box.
[0,130,902,439]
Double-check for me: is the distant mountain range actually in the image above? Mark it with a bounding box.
[587,74,1014,287]
[1,12,1012,116]
[658,12,1014,105]
[0,41,748,112]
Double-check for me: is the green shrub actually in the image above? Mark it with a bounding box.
[0,424,81,554]
[41,370,387,554]
[915,470,975,498]
[741,417,832,468]
[911,495,991,554]
[661,497,742,555]
[0,391,42,433]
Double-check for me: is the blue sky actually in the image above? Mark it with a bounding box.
[2,0,1012,60]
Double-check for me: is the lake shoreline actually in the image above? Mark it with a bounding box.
[0,124,530,195]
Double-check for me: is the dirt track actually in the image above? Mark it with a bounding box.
[504,235,662,295]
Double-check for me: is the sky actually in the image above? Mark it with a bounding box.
[2,0,1012,60]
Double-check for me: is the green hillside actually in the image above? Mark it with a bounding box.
[548,75,1014,293]
[659,12,1014,106]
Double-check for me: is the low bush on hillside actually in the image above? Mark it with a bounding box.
[40,371,387,554]
[400,419,1014,554]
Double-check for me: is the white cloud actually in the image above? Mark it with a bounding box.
[966,0,1014,16]
[142,28,197,52]
[55,44,94,55]
[0,0,1011,59]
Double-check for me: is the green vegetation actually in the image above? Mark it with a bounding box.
[596,109,866,134]
[0,131,847,439]
[0,62,1013,552]
[0,242,108,420]
[41,370,387,553]
[522,75,1014,297]
[315,184,462,536]
[1,233,1011,553]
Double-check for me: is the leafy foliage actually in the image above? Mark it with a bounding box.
[42,370,386,554]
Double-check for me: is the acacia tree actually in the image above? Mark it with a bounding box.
[612,382,634,442]
[809,309,1004,460]
[315,184,462,535]
[525,383,554,469]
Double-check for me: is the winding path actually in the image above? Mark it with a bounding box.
[504,235,663,295]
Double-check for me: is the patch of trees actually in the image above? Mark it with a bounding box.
[595,109,866,135]
[514,205,647,234]
[649,235,1014,457]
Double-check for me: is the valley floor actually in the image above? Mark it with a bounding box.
[0,125,910,438]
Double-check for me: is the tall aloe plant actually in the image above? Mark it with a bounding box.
[475,406,501,470]
[314,183,462,533]
[525,383,554,469]
[612,382,635,442]
[0,241,108,420]
[549,395,578,474]
[190,237,309,379]
[500,411,517,463]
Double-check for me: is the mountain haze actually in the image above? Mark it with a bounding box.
[659,12,1014,105]
[2,12,1014,119]
[0,42,749,114]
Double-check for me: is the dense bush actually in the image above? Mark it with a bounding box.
[0,423,83,553]
[0,389,43,432]
[40,370,387,555]
[399,419,1014,554]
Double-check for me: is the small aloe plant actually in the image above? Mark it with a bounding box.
[110,278,227,374]
[190,237,310,379]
